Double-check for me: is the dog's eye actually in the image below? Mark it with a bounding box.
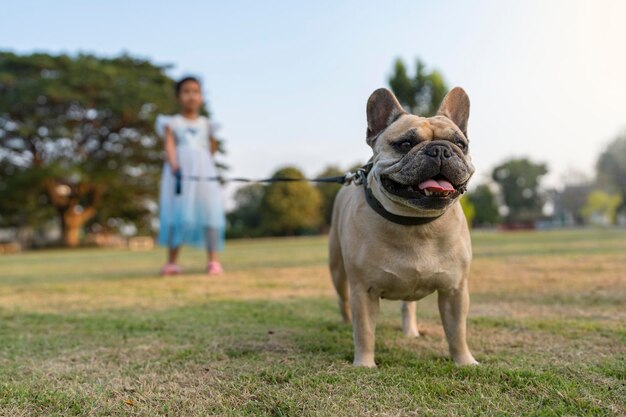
[455,139,467,151]
[396,141,415,153]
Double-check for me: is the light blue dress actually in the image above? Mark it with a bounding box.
[156,114,225,251]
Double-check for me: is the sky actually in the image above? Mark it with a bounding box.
[2,0,626,199]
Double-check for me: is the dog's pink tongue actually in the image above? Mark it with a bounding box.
[418,179,455,192]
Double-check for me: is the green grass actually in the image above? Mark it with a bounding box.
[0,229,624,416]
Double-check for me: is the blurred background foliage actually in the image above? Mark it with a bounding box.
[0,52,179,245]
[1,51,625,248]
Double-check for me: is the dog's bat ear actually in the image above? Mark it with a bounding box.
[437,87,470,137]
[366,88,406,147]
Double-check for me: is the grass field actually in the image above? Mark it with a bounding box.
[0,229,624,416]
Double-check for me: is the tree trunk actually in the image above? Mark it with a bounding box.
[62,218,81,247]
[61,205,96,247]
[45,180,102,248]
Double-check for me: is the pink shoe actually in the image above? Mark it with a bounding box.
[160,263,183,276]
[207,261,224,275]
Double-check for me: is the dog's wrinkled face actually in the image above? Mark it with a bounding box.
[366,87,475,216]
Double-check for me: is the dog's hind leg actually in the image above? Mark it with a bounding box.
[401,301,420,337]
[329,227,350,323]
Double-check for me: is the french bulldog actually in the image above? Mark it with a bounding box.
[329,87,477,367]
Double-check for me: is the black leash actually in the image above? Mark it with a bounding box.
[174,172,350,194]
[173,163,373,194]
[173,163,441,226]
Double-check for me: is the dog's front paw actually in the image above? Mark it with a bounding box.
[353,358,377,368]
[403,328,420,338]
[453,354,479,366]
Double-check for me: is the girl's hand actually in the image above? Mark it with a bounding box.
[164,126,180,173]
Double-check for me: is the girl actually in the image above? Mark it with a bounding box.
[156,76,225,275]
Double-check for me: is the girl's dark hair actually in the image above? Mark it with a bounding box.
[175,76,201,96]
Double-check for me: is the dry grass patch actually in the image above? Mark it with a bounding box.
[0,265,333,313]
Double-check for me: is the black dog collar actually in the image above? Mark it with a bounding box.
[363,185,443,226]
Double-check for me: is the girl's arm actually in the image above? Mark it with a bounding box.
[164,125,179,172]
[210,135,218,156]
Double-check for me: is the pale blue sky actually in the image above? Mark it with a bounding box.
[2,0,626,197]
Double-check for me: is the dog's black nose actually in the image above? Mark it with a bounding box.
[425,143,452,159]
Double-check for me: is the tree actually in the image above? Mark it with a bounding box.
[226,183,265,238]
[388,58,448,116]
[467,184,501,227]
[597,133,626,218]
[260,166,322,236]
[581,191,621,225]
[492,158,548,225]
[316,165,344,231]
[0,52,183,246]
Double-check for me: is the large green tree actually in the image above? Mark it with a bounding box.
[596,133,626,219]
[492,158,548,225]
[0,52,182,246]
[388,58,448,116]
[260,167,322,236]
